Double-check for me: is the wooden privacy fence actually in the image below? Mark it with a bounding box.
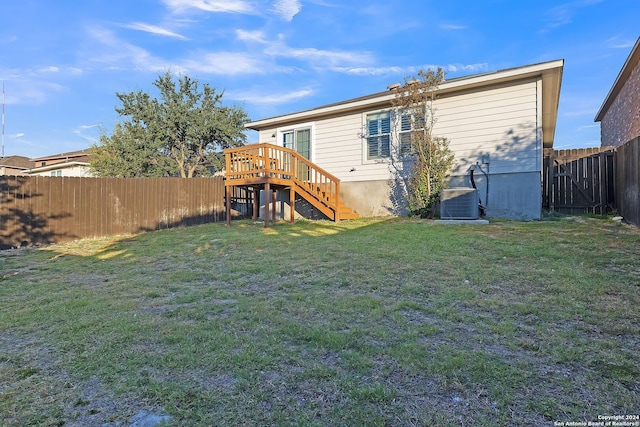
[0,176,251,248]
[543,147,616,215]
[543,137,640,226]
[615,136,640,226]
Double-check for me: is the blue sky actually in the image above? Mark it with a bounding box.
[0,0,638,158]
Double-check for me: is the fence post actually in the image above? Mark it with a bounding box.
[547,149,555,212]
[598,151,607,214]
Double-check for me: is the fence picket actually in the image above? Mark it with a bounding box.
[0,176,243,248]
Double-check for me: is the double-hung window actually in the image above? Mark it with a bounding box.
[366,111,391,160]
[398,113,425,156]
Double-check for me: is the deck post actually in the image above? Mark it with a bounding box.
[252,187,259,221]
[289,186,295,223]
[272,190,277,222]
[335,181,340,222]
[225,185,231,226]
[264,182,270,228]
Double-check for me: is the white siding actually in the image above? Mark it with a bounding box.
[254,78,541,183]
[434,78,540,175]
[313,113,385,182]
[257,129,278,145]
[28,165,93,177]
[310,78,540,182]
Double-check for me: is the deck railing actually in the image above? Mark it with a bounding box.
[224,143,341,215]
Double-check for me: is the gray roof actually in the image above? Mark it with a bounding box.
[0,155,32,169]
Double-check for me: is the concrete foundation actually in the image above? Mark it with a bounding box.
[339,172,543,220]
[254,171,543,221]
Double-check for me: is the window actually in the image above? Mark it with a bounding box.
[398,113,425,156]
[366,111,391,159]
[50,170,62,177]
[399,114,413,156]
[283,128,310,160]
[281,126,313,181]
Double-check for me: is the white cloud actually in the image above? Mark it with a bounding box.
[266,40,373,67]
[10,133,25,139]
[162,0,254,14]
[124,22,187,40]
[236,32,373,68]
[606,36,636,49]
[330,63,489,77]
[272,0,301,21]
[440,23,467,30]
[287,47,370,65]
[331,66,404,76]
[39,66,60,73]
[84,22,377,78]
[543,0,604,31]
[73,124,102,143]
[78,123,102,130]
[85,26,168,72]
[34,66,83,76]
[445,63,489,73]
[1,79,66,105]
[236,29,268,43]
[232,87,313,104]
[86,25,292,76]
[182,52,280,74]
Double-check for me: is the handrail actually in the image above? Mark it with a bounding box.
[224,143,341,218]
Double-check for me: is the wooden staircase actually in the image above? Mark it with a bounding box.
[224,143,359,225]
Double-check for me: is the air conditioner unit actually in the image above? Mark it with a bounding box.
[440,188,479,220]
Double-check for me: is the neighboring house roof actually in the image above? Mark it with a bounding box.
[31,149,91,164]
[595,37,640,122]
[246,59,564,148]
[24,161,90,175]
[0,155,32,169]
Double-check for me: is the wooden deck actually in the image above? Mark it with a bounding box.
[224,143,358,226]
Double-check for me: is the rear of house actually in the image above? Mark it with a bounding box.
[246,60,563,220]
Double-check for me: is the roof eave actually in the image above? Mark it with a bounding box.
[594,37,640,122]
[245,59,565,143]
[30,150,91,162]
[25,162,90,174]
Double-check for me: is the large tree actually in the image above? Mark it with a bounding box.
[391,68,456,218]
[90,72,248,178]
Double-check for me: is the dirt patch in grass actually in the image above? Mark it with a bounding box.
[1,217,639,426]
[0,332,167,426]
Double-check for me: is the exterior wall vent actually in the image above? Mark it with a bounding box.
[440,188,479,220]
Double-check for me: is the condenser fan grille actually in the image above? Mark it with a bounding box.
[440,188,479,220]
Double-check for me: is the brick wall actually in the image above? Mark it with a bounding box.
[600,59,640,147]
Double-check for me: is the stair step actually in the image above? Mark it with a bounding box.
[339,212,360,220]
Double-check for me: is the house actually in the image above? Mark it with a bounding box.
[243,60,564,220]
[594,36,640,147]
[0,156,32,175]
[24,150,93,177]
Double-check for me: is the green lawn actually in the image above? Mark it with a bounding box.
[1,216,638,426]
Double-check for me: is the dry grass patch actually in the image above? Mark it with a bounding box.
[1,216,638,426]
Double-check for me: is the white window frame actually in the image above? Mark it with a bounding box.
[398,112,426,157]
[276,121,315,162]
[362,110,392,163]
